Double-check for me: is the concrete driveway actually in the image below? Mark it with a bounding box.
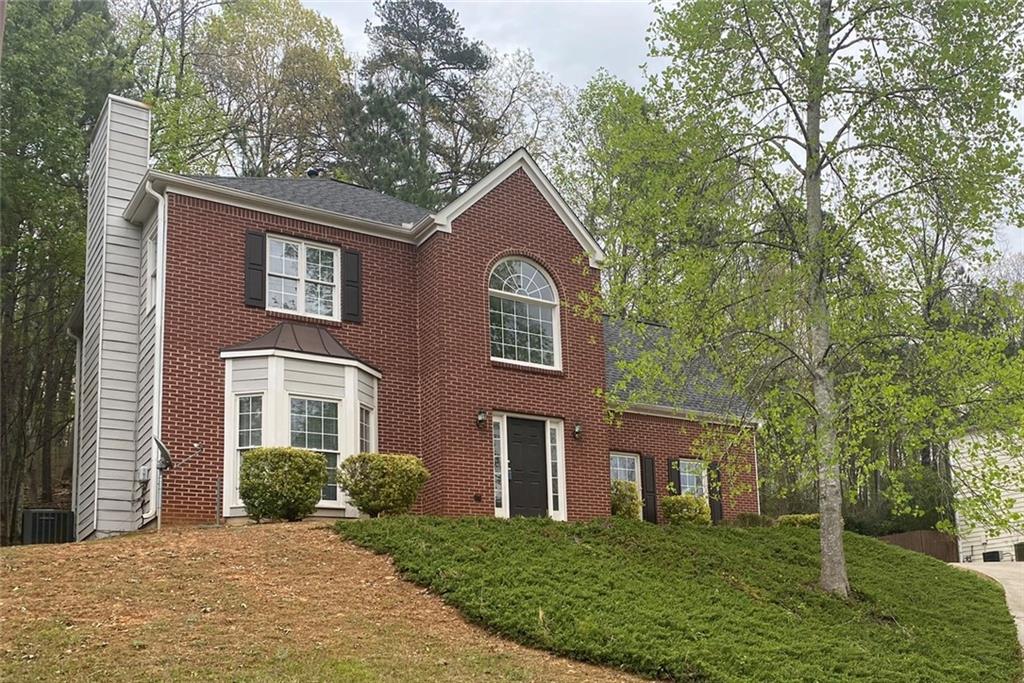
[958,563,1024,650]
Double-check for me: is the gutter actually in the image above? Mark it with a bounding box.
[624,403,764,428]
[124,171,442,244]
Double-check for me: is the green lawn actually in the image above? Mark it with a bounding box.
[337,517,1023,683]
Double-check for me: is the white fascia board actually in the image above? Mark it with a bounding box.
[123,171,444,245]
[624,403,763,428]
[434,149,606,268]
[219,348,383,379]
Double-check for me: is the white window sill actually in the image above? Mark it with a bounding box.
[265,306,340,323]
[490,357,562,373]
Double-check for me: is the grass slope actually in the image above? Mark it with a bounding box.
[1,524,639,682]
[338,517,1023,683]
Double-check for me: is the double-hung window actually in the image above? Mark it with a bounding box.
[289,397,340,502]
[267,236,340,319]
[358,405,374,453]
[610,453,641,517]
[236,395,263,497]
[678,459,706,497]
[610,453,640,488]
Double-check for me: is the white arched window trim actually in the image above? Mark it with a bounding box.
[487,257,562,370]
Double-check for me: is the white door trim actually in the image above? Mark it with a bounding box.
[492,412,567,522]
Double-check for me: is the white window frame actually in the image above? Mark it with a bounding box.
[288,394,344,508]
[677,458,709,498]
[229,391,266,507]
[221,355,380,518]
[488,257,562,371]
[358,404,376,453]
[610,452,642,518]
[606,450,638,489]
[491,413,567,521]
[266,235,341,321]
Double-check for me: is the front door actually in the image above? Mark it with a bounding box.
[507,418,548,517]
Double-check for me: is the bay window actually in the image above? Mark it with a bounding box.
[290,397,340,502]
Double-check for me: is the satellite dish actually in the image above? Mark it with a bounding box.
[154,437,173,471]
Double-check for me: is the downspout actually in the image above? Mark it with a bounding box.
[142,180,166,522]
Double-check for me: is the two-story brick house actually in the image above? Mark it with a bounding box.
[67,95,759,540]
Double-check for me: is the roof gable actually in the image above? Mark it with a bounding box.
[434,149,605,268]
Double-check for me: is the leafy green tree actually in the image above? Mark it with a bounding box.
[112,0,227,172]
[0,0,124,543]
[584,1,1024,596]
[328,82,435,204]
[197,0,352,176]
[362,0,489,205]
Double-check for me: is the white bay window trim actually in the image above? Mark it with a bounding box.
[220,353,378,518]
[491,412,567,522]
[289,394,343,507]
[266,235,341,321]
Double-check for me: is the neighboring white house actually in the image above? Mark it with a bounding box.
[955,436,1024,563]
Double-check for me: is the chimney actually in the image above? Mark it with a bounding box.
[77,95,152,536]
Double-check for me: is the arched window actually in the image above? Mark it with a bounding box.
[488,258,560,368]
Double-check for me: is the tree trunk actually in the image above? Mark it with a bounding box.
[805,0,850,598]
[40,380,55,504]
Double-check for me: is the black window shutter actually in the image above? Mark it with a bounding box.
[342,250,362,322]
[641,455,657,523]
[708,461,724,524]
[668,459,681,495]
[244,231,265,307]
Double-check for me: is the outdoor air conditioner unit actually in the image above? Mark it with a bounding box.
[21,509,75,545]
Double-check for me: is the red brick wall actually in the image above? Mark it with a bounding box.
[157,171,758,525]
[160,194,421,524]
[609,412,760,521]
[416,169,609,519]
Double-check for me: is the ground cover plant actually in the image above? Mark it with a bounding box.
[337,516,1022,683]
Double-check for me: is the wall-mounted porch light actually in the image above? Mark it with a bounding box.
[476,409,488,429]
[573,422,583,440]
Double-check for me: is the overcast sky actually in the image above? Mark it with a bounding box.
[302,0,657,88]
[301,0,1023,254]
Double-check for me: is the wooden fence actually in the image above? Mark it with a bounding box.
[880,530,959,563]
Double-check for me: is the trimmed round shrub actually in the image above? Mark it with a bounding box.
[610,479,642,519]
[239,446,328,522]
[661,492,711,526]
[338,452,429,517]
[731,512,775,528]
[776,513,820,528]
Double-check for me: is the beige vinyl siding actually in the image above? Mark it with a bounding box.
[76,108,109,539]
[357,371,376,407]
[133,213,159,525]
[77,97,151,539]
[232,357,269,393]
[283,358,345,399]
[957,443,1024,562]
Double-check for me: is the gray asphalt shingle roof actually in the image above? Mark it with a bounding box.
[604,318,751,420]
[187,176,431,228]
